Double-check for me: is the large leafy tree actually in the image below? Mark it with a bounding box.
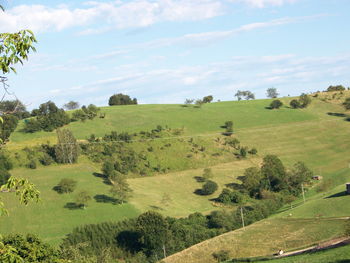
[55,128,80,164]
[260,155,287,192]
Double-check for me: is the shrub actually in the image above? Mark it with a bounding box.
[269,99,283,109]
[217,189,243,204]
[39,153,54,166]
[56,178,77,194]
[212,250,230,262]
[0,169,10,186]
[201,180,218,195]
[248,148,258,155]
[27,160,37,169]
[239,147,247,158]
[290,99,301,109]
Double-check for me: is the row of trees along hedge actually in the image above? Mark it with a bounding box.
[109,93,137,106]
[24,101,101,133]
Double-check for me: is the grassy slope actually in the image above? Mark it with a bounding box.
[240,244,350,263]
[163,218,346,263]
[2,97,350,249]
[0,162,139,246]
[8,98,316,147]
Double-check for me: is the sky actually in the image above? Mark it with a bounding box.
[1,0,350,109]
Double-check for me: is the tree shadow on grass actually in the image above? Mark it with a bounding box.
[149,205,163,210]
[326,191,347,198]
[225,182,243,190]
[52,185,63,194]
[94,194,119,205]
[93,172,112,185]
[327,112,347,117]
[64,202,81,210]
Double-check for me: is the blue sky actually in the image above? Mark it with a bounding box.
[1,0,350,108]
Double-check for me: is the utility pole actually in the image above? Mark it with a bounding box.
[240,206,245,228]
[301,184,306,204]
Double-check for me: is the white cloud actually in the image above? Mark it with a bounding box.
[0,0,224,33]
[118,15,325,49]
[231,0,297,8]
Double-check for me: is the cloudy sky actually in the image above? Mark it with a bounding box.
[1,0,350,108]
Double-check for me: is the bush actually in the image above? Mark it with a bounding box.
[0,169,10,186]
[39,153,54,166]
[27,160,37,169]
[212,250,230,262]
[290,99,301,109]
[56,178,77,194]
[269,99,283,109]
[248,148,257,155]
[217,189,244,204]
[201,180,218,195]
[239,147,247,158]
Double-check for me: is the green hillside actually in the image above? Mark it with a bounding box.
[2,96,350,253]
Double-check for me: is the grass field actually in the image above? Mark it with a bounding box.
[2,96,350,251]
[235,244,350,263]
[163,218,347,263]
[8,98,317,147]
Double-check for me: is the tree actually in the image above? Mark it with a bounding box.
[290,99,301,109]
[64,101,80,110]
[203,95,213,103]
[239,167,262,198]
[136,211,169,257]
[109,177,132,204]
[1,234,60,262]
[55,129,79,164]
[269,99,283,109]
[235,90,255,101]
[287,162,313,196]
[343,98,350,110]
[0,114,18,142]
[212,250,230,262]
[202,168,213,181]
[0,177,40,216]
[56,178,77,194]
[223,121,233,135]
[0,100,29,119]
[75,191,91,209]
[108,93,137,106]
[266,87,279,98]
[299,93,311,108]
[195,99,204,108]
[261,155,287,192]
[201,180,218,195]
[184,99,194,106]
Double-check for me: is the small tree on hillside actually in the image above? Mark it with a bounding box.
[299,93,311,108]
[266,87,279,98]
[55,129,79,164]
[269,99,283,109]
[201,180,218,195]
[202,168,213,181]
[109,177,132,204]
[203,95,214,103]
[290,99,301,109]
[56,178,77,194]
[63,101,80,110]
[195,99,204,108]
[75,191,91,209]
